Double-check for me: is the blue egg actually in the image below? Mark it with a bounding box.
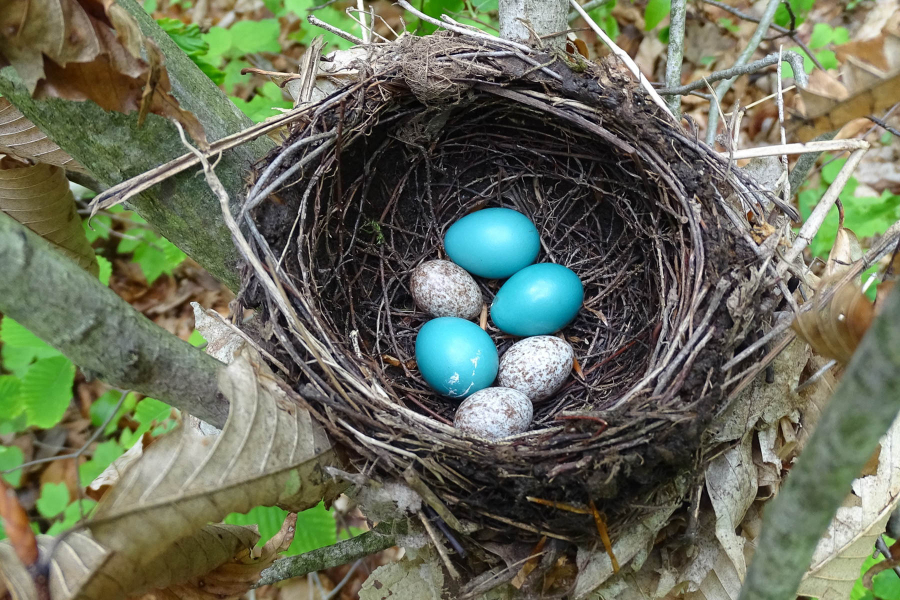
[491,264,584,336]
[443,208,540,279]
[415,317,499,398]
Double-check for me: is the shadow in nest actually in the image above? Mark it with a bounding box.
[241,32,790,545]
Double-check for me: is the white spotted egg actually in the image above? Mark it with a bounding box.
[498,336,574,402]
[410,260,483,320]
[453,387,533,440]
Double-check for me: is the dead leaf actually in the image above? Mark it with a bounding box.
[0,0,207,144]
[0,480,38,569]
[0,532,108,600]
[86,434,146,501]
[0,99,87,173]
[133,516,298,600]
[79,348,341,599]
[797,415,900,599]
[0,159,98,275]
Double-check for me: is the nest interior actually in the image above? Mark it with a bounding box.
[244,33,787,543]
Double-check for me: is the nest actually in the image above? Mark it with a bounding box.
[241,32,792,545]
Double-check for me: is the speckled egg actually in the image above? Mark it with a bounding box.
[410,260,483,320]
[490,263,584,336]
[443,208,540,279]
[453,387,533,440]
[415,317,498,398]
[499,336,574,402]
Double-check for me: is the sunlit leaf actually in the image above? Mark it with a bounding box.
[644,0,670,31]
[79,440,125,485]
[0,446,24,487]
[36,482,70,519]
[20,356,75,429]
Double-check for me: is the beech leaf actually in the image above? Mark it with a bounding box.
[78,349,341,600]
[0,99,87,173]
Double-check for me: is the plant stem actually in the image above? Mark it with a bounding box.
[0,212,229,427]
[739,275,900,599]
[704,0,781,146]
[659,51,807,96]
[255,521,406,587]
[664,0,687,118]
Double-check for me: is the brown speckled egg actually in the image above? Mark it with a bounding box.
[498,336,574,402]
[410,260,483,320]
[453,387,532,440]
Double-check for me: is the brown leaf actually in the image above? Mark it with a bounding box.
[0,99,87,173]
[0,480,38,569]
[132,516,298,600]
[79,349,342,599]
[0,0,207,145]
[792,280,874,364]
[0,532,108,600]
[0,159,99,275]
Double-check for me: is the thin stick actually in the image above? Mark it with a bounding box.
[781,145,868,268]
[776,46,791,206]
[568,0,676,120]
[356,0,369,44]
[705,0,782,146]
[418,510,461,580]
[567,0,611,21]
[659,51,807,96]
[700,0,824,71]
[723,138,868,160]
[308,15,365,45]
[664,0,687,117]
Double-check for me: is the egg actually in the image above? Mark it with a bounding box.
[443,208,540,279]
[490,263,584,336]
[499,336,574,402]
[410,260,483,320]
[415,317,498,398]
[453,387,533,440]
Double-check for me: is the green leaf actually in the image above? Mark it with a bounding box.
[822,156,845,184]
[89,390,136,434]
[79,440,124,485]
[809,23,834,49]
[20,356,75,429]
[202,27,233,63]
[288,501,337,555]
[224,501,336,555]
[643,0,670,30]
[0,414,27,436]
[36,482,70,519]
[816,49,839,70]
[1,318,62,377]
[872,569,900,600]
[773,0,814,28]
[132,235,186,283]
[834,26,850,45]
[188,330,207,347]
[231,82,293,123]
[134,398,172,424]
[657,25,670,44]
[0,375,22,420]
[46,499,96,536]
[718,18,740,33]
[0,445,24,487]
[97,256,112,286]
[142,0,157,12]
[83,214,111,243]
[230,20,282,55]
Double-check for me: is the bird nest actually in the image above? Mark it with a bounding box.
[240,32,792,544]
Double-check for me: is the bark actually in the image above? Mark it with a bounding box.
[499,0,569,49]
[0,212,229,428]
[0,0,273,291]
[740,283,900,599]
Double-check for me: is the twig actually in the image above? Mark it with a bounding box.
[722,138,868,160]
[664,0,687,117]
[781,144,869,268]
[308,15,365,45]
[659,51,807,96]
[868,114,900,138]
[356,0,370,44]
[705,0,782,146]
[568,0,676,120]
[418,510,461,580]
[567,0,611,22]
[787,130,838,193]
[776,46,791,206]
[874,535,900,579]
[700,0,824,71]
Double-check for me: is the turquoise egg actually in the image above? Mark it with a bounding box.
[491,264,584,336]
[443,208,540,279]
[415,317,499,398]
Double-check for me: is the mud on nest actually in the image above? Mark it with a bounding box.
[241,32,790,542]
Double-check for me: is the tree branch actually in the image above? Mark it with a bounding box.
[0,212,229,428]
[659,51,807,96]
[499,0,569,49]
[0,0,273,291]
[740,284,900,598]
[255,521,406,587]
